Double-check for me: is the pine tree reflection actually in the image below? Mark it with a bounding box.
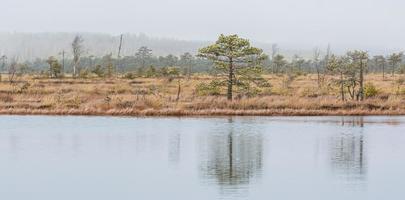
[339,116,364,127]
[330,117,367,186]
[199,118,263,188]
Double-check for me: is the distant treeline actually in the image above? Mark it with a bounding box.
[2,51,214,74]
[1,33,405,78]
[1,47,404,76]
[0,32,207,59]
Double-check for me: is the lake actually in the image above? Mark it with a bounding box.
[0,116,404,200]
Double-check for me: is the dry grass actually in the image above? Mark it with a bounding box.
[0,74,404,116]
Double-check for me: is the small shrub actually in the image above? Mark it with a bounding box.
[261,87,272,96]
[104,95,112,105]
[395,78,405,95]
[60,88,73,94]
[64,96,82,108]
[143,97,163,109]
[40,96,56,109]
[0,94,13,102]
[133,88,150,96]
[109,84,131,94]
[299,87,319,98]
[235,86,260,98]
[364,83,379,98]
[271,87,290,96]
[79,69,90,78]
[398,87,405,95]
[195,80,223,96]
[116,101,134,109]
[282,74,296,89]
[16,82,30,94]
[92,65,105,78]
[124,72,136,79]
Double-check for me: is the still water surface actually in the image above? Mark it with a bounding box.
[0,116,405,200]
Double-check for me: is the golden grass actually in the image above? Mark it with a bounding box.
[0,73,404,116]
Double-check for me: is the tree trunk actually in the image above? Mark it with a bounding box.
[340,71,344,101]
[73,63,77,78]
[227,59,234,101]
[382,63,385,80]
[176,79,181,101]
[61,51,65,77]
[359,60,364,101]
[316,66,321,88]
[187,65,192,80]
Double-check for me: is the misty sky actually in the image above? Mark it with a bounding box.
[1,0,405,50]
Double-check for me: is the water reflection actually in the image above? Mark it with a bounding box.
[2,116,405,200]
[199,118,264,191]
[168,132,181,166]
[329,117,367,187]
[270,116,403,126]
[339,116,364,127]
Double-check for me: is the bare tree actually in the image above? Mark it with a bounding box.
[116,34,124,74]
[59,50,66,77]
[323,44,331,70]
[72,35,84,77]
[117,34,123,58]
[8,59,17,84]
[313,48,321,88]
[271,44,279,74]
[318,44,332,85]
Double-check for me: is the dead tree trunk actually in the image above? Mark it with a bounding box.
[176,79,181,101]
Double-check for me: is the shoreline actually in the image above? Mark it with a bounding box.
[1,75,404,118]
[1,108,405,117]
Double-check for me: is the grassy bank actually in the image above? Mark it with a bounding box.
[0,74,404,116]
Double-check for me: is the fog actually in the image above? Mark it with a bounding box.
[1,0,404,52]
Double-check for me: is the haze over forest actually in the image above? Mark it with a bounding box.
[0,32,401,61]
[2,0,405,60]
[0,32,335,60]
[0,32,210,60]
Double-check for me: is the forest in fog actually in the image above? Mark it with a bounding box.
[1,32,404,76]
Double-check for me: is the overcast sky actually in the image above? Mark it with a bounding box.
[1,0,404,51]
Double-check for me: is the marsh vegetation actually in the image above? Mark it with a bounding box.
[1,34,405,116]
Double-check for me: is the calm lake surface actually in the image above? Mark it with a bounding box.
[1,116,405,200]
